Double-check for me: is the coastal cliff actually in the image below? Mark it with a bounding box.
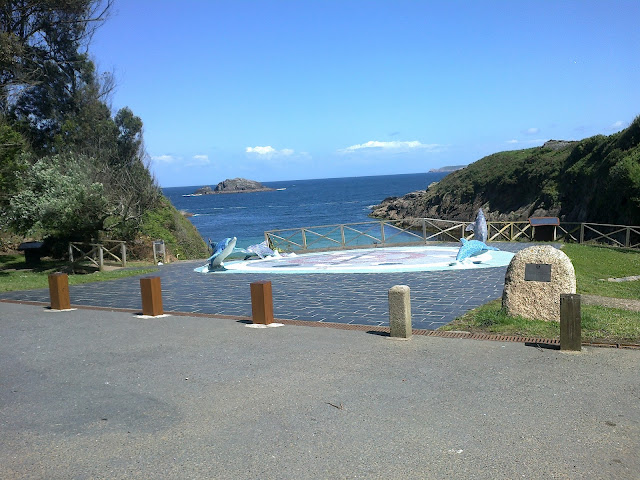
[194,178,274,195]
[372,116,640,225]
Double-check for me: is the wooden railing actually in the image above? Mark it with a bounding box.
[69,240,127,271]
[264,219,640,252]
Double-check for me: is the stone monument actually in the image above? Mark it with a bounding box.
[502,245,576,322]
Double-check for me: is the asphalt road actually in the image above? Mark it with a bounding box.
[1,302,638,479]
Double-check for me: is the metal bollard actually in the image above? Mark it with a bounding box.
[48,273,71,310]
[250,281,274,325]
[560,294,581,351]
[389,285,412,338]
[140,276,163,316]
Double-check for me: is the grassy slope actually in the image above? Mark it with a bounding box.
[140,195,209,260]
[412,116,640,224]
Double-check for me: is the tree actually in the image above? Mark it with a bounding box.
[1,0,113,150]
[0,0,112,92]
[0,120,27,208]
[1,1,163,249]
[114,106,142,167]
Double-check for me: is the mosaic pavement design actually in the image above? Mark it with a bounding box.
[213,245,515,274]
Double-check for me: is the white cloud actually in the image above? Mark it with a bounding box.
[245,146,295,157]
[151,154,177,163]
[523,127,540,135]
[339,140,442,153]
[187,154,210,166]
[506,139,519,144]
[609,120,625,131]
[246,146,276,155]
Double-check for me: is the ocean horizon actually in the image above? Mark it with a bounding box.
[163,172,448,249]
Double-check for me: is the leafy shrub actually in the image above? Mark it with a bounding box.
[8,154,108,242]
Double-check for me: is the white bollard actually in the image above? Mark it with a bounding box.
[389,285,412,339]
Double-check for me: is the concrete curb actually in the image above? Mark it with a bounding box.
[2,298,638,350]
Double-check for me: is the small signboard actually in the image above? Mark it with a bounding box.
[153,240,166,263]
[525,263,552,282]
[529,217,560,226]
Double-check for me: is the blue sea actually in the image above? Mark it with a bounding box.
[163,172,448,249]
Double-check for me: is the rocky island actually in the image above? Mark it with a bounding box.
[194,178,275,195]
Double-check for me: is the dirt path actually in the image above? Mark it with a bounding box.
[582,294,640,312]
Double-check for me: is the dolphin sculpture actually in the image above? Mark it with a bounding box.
[194,237,238,272]
[465,208,488,243]
[208,237,237,268]
[242,240,275,259]
[454,238,499,263]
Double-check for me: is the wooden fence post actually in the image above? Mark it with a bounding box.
[140,276,163,316]
[560,294,581,351]
[121,242,127,267]
[250,281,274,325]
[98,246,104,272]
[48,273,71,310]
[626,227,631,248]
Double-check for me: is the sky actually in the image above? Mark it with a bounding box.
[90,0,640,187]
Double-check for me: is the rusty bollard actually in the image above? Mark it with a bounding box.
[48,273,71,310]
[250,281,274,325]
[140,276,163,316]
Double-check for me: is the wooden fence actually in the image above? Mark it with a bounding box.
[68,240,127,271]
[264,218,640,253]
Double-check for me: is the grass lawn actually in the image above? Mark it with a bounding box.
[441,300,640,344]
[441,244,640,344]
[563,243,640,299]
[0,254,158,293]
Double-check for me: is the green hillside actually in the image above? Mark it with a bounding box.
[374,116,640,225]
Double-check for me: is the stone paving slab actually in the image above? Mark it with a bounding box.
[0,243,546,330]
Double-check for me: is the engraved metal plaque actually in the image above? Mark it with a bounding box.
[525,263,552,282]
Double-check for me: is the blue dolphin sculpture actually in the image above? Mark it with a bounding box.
[455,238,499,262]
[465,208,488,243]
[193,237,238,272]
[207,237,237,268]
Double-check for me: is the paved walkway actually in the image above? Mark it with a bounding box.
[1,302,638,479]
[1,243,543,330]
